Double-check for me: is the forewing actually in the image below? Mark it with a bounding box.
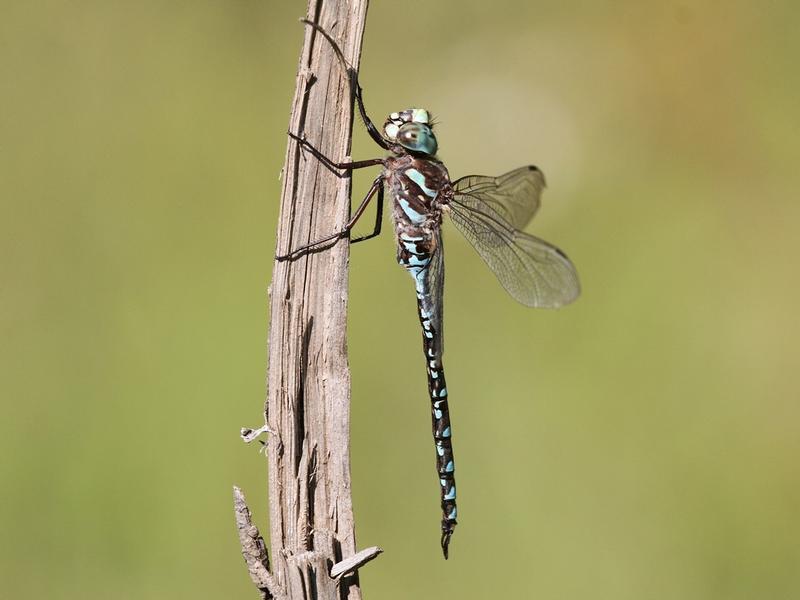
[448,194,580,308]
[452,166,545,231]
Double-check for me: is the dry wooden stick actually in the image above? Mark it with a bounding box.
[235,1,379,599]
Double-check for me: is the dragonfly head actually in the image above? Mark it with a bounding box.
[383,108,438,156]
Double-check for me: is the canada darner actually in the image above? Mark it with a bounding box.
[278,21,581,559]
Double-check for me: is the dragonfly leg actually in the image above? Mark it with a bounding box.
[276,174,384,261]
[351,180,383,244]
[301,19,391,151]
[288,132,385,177]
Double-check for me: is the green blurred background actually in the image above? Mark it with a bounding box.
[3,1,799,598]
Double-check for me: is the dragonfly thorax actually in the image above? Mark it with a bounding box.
[383,108,438,156]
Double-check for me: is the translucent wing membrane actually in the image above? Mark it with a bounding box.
[449,168,580,308]
[452,166,545,231]
[420,233,445,354]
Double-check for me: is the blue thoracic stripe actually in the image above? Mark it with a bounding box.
[405,168,438,198]
[398,197,426,224]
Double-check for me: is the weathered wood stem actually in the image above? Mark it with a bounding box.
[235,1,378,599]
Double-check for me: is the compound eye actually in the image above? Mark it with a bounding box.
[400,129,419,145]
[397,123,438,155]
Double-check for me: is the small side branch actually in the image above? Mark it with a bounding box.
[330,546,383,579]
[240,424,274,444]
[233,486,285,600]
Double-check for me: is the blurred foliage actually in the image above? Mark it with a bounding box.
[2,1,800,598]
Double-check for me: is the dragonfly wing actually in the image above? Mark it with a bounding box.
[449,192,580,308]
[452,165,545,231]
[419,232,445,354]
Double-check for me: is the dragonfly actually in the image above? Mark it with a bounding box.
[278,20,581,559]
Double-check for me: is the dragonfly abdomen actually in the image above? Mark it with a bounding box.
[403,260,458,559]
[420,324,458,559]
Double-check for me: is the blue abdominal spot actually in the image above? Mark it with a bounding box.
[401,240,419,253]
[406,254,430,267]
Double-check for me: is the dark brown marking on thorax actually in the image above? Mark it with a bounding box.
[383,155,453,262]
